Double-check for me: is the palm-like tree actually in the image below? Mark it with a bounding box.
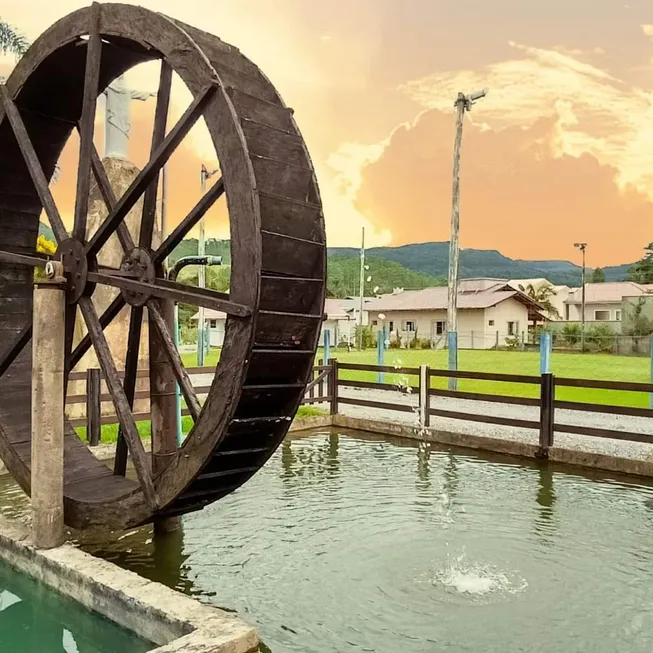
[524,283,560,319]
[0,19,29,58]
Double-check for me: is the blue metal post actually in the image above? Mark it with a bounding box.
[324,329,330,368]
[174,304,183,446]
[540,332,552,375]
[197,322,204,366]
[447,331,458,391]
[377,327,385,383]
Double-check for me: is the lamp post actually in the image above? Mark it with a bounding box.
[197,164,220,366]
[574,242,587,353]
[447,87,488,390]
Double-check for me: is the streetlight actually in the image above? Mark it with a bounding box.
[574,242,587,353]
[447,87,488,390]
[197,163,220,366]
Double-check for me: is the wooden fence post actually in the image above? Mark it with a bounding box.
[419,364,430,429]
[318,358,325,401]
[539,373,555,457]
[86,368,101,447]
[329,358,338,415]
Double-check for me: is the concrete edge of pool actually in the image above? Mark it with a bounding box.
[0,515,259,652]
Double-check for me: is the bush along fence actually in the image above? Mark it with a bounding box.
[68,357,653,458]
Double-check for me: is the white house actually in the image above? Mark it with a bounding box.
[564,282,650,322]
[366,283,544,349]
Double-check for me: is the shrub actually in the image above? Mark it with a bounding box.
[561,323,582,346]
[353,325,375,349]
[504,336,520,350]
[585,324,615,352]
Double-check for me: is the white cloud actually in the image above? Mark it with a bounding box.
[400,41,653,200]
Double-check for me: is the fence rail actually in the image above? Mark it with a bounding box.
[66,359,653,456]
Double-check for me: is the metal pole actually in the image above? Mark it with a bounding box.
[31,262,66,549]
[447,95,465,391]
[324,329,331,368]
[198,165,207,366]
[358,227,365,350]
[581,247,586,353]
[174,303,183,446]
[377,326,385,383]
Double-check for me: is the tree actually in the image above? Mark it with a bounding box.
[590,267,605,283]
[628,243,653,284]
[524,283,560,319]
[0,19,29,58]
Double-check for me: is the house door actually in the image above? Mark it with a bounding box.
[431,320,446,348]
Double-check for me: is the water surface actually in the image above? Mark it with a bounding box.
[3,431,653,652]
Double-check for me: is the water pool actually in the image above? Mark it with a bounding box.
[0,559,152,652]
[3,430,653,652]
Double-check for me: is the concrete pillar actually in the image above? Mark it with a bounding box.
[31,262,66,549]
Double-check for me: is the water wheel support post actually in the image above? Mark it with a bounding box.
[31,261,66,549]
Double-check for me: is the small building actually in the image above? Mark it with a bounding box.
[564,282,650,323]
[366,284,544,349]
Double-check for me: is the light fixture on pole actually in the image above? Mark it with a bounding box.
[574,242,587,353]
[197,163,220,367]
[447,87,488,390]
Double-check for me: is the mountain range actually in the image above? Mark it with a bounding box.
[37,223,632,288]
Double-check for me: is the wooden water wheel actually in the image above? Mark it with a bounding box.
[0,3,326,529]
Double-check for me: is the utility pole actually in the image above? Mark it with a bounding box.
[574,242,587,353]
[198,164,220,366]
[358,227,365,350]
[447,88,488,390]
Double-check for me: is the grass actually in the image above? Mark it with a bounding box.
[74,406,326,444]
[182,347,652,409]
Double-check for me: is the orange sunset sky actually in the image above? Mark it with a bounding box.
[2,0,653,267]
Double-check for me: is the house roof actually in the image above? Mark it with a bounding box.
[366,286,541,312]
[565,282,649,305]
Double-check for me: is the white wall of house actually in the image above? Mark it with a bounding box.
[207,317,226,347]
[566,302,623,322]
[367,298,529,349]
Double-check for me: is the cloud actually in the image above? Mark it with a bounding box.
[354,108,653,266]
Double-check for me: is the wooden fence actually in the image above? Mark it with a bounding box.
[67,360,653,456]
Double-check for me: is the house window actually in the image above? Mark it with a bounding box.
[388,321,394,332]
[507,321,519,336]
[434,321,445,335]
[372,320,378,326]
[209,319,217,329]
[594,310,611,321]
[404,320,416,332]
[615,310,622,321]
[488,320,495,327]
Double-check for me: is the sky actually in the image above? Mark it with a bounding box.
[2,0,653,266]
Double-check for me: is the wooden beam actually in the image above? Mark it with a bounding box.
[139,60,172,250]
[147,299,201,421]
[72,2,102,242]
[0,324,32,378]
[77,296,158,508]
[0,86,68,243]
[86,83,218,258]
[0,250,47,268]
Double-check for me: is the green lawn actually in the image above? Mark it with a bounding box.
[182,347,652,409]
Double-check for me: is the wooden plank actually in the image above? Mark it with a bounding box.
[241,119,306,166]
[250,155,313,201]
[429,408,539,430]
[554,399,653,418]
[226,88,294,132]
[302,396,331,405]
[338,362,420,375]
[147,299,201,421]
[338,396,415,413]
[554,422,653,444]
[259,274,322,315]
[555,377,653,392]
[261,230,324,278]
[429,368,541,384]
[258,191,323,243]
[114,305,144,476]
[139,60,172,250]
[86,368,101,446]
[86,83,218,258]
[254,311,320,348]
[73,2,102,241]
[430,388,540,407]
[77,296,158,509]
[0,86,68,242]
[340,378,419,394]
[0,323,31,378]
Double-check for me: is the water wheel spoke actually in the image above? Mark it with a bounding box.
[86,83,218,259]
[0,250,47,269]
[147,299,201,421]
[78,296,158,508]
[153,177,224,264]
[0,86,68,243]
[86,138,135,253]
[72,2,102,242]
[114,305,145,476]
[87,270,252,317]
[69,294,126,371]
[63,305,77,389]
[0,324,32,378]
[139,61,172,251]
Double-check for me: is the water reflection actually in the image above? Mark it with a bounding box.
[533,463,557,543]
